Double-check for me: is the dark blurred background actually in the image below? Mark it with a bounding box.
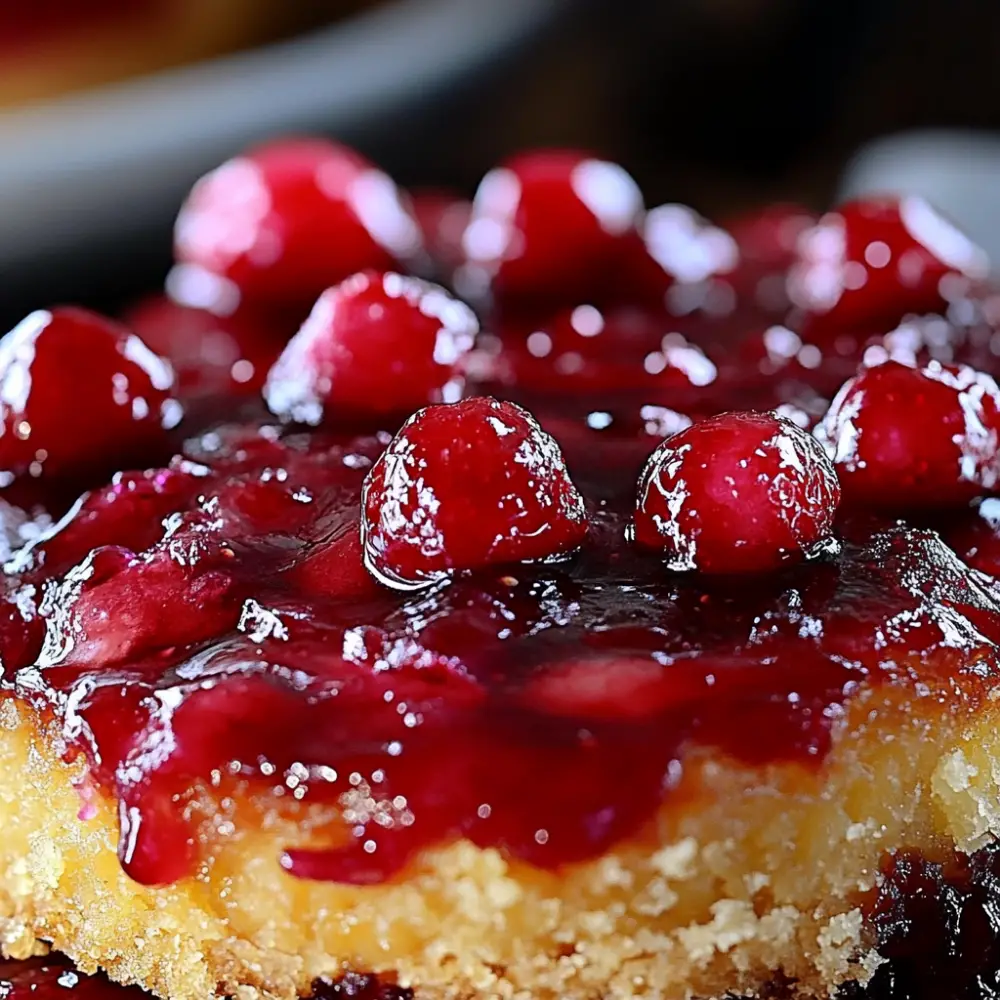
[1,0,999,318]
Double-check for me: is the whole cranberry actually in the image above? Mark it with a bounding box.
[788,196,989,341]
[124,295,287,400]
[174,138,421,307]
[362,397,588,588]
[460,149,644,304]
[815,359,1000,506]
[0,308,180,481]
[631,411,840,574]
[264,271,479,423]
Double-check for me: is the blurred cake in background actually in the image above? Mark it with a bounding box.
[0,0,343,107]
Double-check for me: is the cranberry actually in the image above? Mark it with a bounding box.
[789,196,989,341]
[174,138,421,307]
[0,308,180,482]
[631,410,841,574]
[815,359,1000,506]
[264,271,478,424]
[362,397,588,588]
[459,149,644,304]
[124,295,287,400]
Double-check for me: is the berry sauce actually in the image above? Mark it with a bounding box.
[4,147,1000,914]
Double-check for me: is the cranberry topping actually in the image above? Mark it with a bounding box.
[5,146,1000,903]
[460,149,644,304]
[361,397,587,588]
[124,295,288,402]
[632,411,841,574]
[816,359,1000,506]
[789,196,990,341]
[264,271,478,424]
[0,308,180,483]
[174,139,421,307]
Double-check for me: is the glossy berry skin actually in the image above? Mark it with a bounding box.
[264,271,479,424]
[789,196,989,341]
[174,138,421,307]
[632,411,840,574]
[362,397,588,589]
[815,359,1000,507]
[460,149,644,304]
[0,308,180,481]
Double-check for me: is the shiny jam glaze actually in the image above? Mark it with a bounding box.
[4,146,1000,893]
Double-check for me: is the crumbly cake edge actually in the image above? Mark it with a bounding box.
[0,693,934,1000]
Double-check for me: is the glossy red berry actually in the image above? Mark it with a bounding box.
[815,359,1000,506]
[174,138,421,307]
[264,271,479,423]
[362,397,588,588]
[124,295,287,400]
[632,411,840,574]
[0,308,180,481]
[789,196,989,340]
[460,149,644,303]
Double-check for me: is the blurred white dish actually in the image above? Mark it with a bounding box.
[839,129,1000,269]
[0,0,563,271]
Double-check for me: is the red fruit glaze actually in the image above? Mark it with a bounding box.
[632,411,841,574]
[174,138,421,307]
[6,156,1000,901]
[460,149,644,304]
[264,271,478,424]
[789,196,989,340]
[361,397,588,588]
[816,359,1000,506]
[124,295,286,401]
[0,308,180,482]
